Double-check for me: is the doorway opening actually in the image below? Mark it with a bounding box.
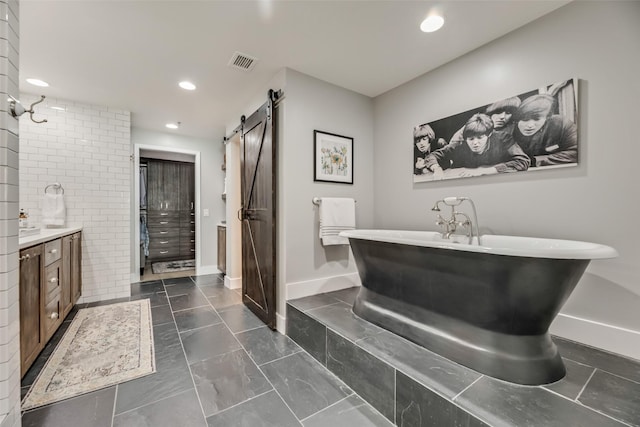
[133,145,202,282]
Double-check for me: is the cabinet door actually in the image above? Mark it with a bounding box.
[61,235,73,317]
[147,160,164,210]
[179,163,195,211]
[20,245,44,377]
[163,161,181,211]
[71,232,82,303]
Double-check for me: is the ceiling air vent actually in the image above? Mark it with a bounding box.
[228,51,258,72]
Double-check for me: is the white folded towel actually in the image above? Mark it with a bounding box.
[319,197,355,246]
[42,193,66,227]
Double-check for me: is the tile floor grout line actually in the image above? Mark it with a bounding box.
[452,375,484,401]
[298,393,354,423]
[163,278,210,425]
[176,320,225,334]
[232,324,270,335]
[110,385,118,427]
[573,397,635,427]
[203,389,274,420]
[575,367,597,401]
[256,348,304,367]
[113,387,201,418]
[229,317,305,424]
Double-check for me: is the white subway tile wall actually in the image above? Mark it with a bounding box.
[0,1,21,426]
[18,94,132,304]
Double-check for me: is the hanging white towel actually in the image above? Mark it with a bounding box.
[42,193,66,227]
[319,197,355,246]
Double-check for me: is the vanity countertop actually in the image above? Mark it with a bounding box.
[19,226,83,249]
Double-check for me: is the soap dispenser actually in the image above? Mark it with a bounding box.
[19,209,29,229]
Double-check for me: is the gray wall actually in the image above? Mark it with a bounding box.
[131,128,225,272]
[372,1,640,358]
[282,69,375,284]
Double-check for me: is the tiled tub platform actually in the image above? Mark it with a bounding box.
[286,288,640,427]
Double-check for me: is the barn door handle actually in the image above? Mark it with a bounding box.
[237,208,243,221]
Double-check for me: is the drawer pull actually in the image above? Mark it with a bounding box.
[50,312,59,320]
[191,213,195,216]
[49,249,58,254]
[190,221,195,224]
[160,250,169,254]
[191,230,195,233]
[160,213,168,216]
[159,221,169,225]
[190,249,195,252]
[19,254,31,261]
[160,231,168,234]
[160,241,169,244]
[190,239,195,243]
[49,277,58,284]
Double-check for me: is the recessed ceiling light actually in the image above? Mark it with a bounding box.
[26,78,49,87]
[420,15,444,33]
[165,123,179,129]
[179,81,196,91]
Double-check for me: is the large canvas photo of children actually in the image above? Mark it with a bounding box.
[413,78,578,183]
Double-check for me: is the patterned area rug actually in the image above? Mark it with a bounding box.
[22,299,155,410]
[152,259,195,274]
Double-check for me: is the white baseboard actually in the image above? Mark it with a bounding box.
[276,312,286,335]
[286,272,361,301]
[224,275,242,290]
[197,265,220,276]
[551,313,640,361]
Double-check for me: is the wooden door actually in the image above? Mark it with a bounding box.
[20,245,44,376]
[240,95,277,329]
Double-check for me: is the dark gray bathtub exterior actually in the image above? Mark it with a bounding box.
[347,237,590,385]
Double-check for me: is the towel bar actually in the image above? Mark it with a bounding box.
[44,183,64,194]
[312,197,356,205]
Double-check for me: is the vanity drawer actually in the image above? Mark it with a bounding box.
[148,247,179,260]
[44,260,62,300]
[44,239,62,266]
[43,296,62,341]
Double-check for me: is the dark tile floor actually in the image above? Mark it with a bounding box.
[288,289,640,427]
[20,274,391,427]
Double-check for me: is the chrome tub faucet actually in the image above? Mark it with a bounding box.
[431,197,481,245]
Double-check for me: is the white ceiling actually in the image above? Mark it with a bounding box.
[19,0,569,140]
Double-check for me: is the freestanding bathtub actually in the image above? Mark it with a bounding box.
[339,229,618,385]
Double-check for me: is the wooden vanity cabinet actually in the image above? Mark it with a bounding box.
[19,231,82,377]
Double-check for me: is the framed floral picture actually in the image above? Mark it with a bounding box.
[314,130,354,184]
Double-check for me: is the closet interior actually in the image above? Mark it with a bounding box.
[140,157,195,276]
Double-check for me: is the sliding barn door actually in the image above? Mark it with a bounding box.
[240,95,277,329]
